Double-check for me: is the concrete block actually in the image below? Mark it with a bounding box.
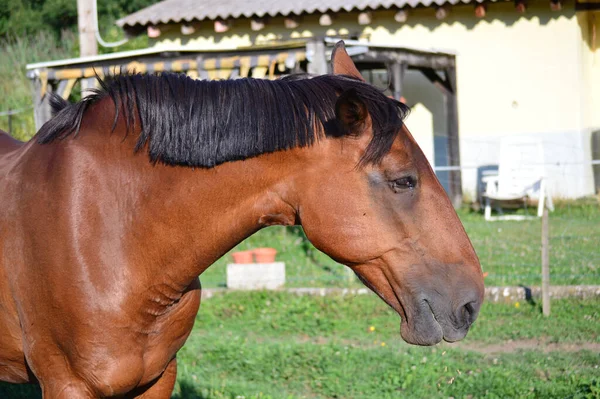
[226,262,285,290]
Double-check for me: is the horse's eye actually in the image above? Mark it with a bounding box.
[390,176,417,192]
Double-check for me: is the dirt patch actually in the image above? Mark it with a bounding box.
[450,339,600,354]
[207,331,600,354]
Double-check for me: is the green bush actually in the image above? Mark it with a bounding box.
[0,31,76,140]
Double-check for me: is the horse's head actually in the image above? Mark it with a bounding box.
[295,43,484,346]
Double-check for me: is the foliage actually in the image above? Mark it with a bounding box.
[0,32,76,140]
[0,0,160,39]
[0,0,153,139]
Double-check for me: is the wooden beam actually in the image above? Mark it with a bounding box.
[444,66,463,208]
[417,66,462,206]
[77,0,97,57]
[351,50,455,70]
[306,38,327,75]
[77,0,97,96]
[541,207,551,316]
[391,62,406,101]
[32,79,53,131]
[415,67,453,95]
[575,1,600,10]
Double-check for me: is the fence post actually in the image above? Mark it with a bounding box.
[541,206,550,316]
[7,108,12,135]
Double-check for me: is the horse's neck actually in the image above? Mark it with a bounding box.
[126,149,300,288]
[63,108,306,291]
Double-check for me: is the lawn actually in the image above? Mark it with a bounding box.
[1,292,598,398]
[459,201,600,287]
[173,292,600,399]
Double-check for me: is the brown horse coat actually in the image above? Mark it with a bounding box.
[0,43,483,398]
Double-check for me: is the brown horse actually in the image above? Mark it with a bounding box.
[0,42,483,398]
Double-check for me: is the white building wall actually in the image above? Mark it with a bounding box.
[153,2,599,199]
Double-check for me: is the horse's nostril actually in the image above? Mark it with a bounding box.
[460,300,480,326]
[463,302,475,323]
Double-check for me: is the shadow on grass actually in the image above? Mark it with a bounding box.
[0,380,220,399]
[0,382,41,398]
[171,379,211,399]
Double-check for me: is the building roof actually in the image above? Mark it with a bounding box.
[117,0,479,30]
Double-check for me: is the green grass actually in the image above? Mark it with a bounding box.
[0,30,148,141]
[2,292,598,398]
[458,200,600,286]
[187,291,600,345]
[173,341,600,399]
[0,32,77,141]
[173,293,600,399]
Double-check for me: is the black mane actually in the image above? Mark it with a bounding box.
[38,72,409,167]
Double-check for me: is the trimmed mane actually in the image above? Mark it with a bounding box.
[38,72,409,167]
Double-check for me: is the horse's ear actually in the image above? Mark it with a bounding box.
[331,41,365,82]
[335,89,368,133]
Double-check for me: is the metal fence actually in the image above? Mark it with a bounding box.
[0,106,33,137]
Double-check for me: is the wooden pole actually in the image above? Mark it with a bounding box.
[77,0,98,95]
[391,62,406,101]
[32,80,53,131]
[541,206,550,316]
[77,0,97,57]
[306,38,327,75]
[445,67,463,209]
[7,108,12,135]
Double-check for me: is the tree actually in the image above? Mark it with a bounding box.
[0,0,160,40]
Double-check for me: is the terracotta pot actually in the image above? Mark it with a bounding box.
[231,250,254,264]
[253,247,277,263]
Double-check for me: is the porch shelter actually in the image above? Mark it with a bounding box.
[26,38,463,206]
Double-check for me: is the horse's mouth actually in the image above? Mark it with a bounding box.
[354,266,471,346]
[354,268,441,345]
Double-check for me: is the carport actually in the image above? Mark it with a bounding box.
[26,37,462,205]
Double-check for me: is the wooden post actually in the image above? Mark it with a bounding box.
[445,67,463,208]
[541,206,551,316]
[391,62,406,101]
[7,108,12,135]
[32,79,53,131]
[77,0,97,57]
[77,0,97,95]
[306,38,327,75]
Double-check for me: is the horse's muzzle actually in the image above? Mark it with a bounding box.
[400,288,483,346]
